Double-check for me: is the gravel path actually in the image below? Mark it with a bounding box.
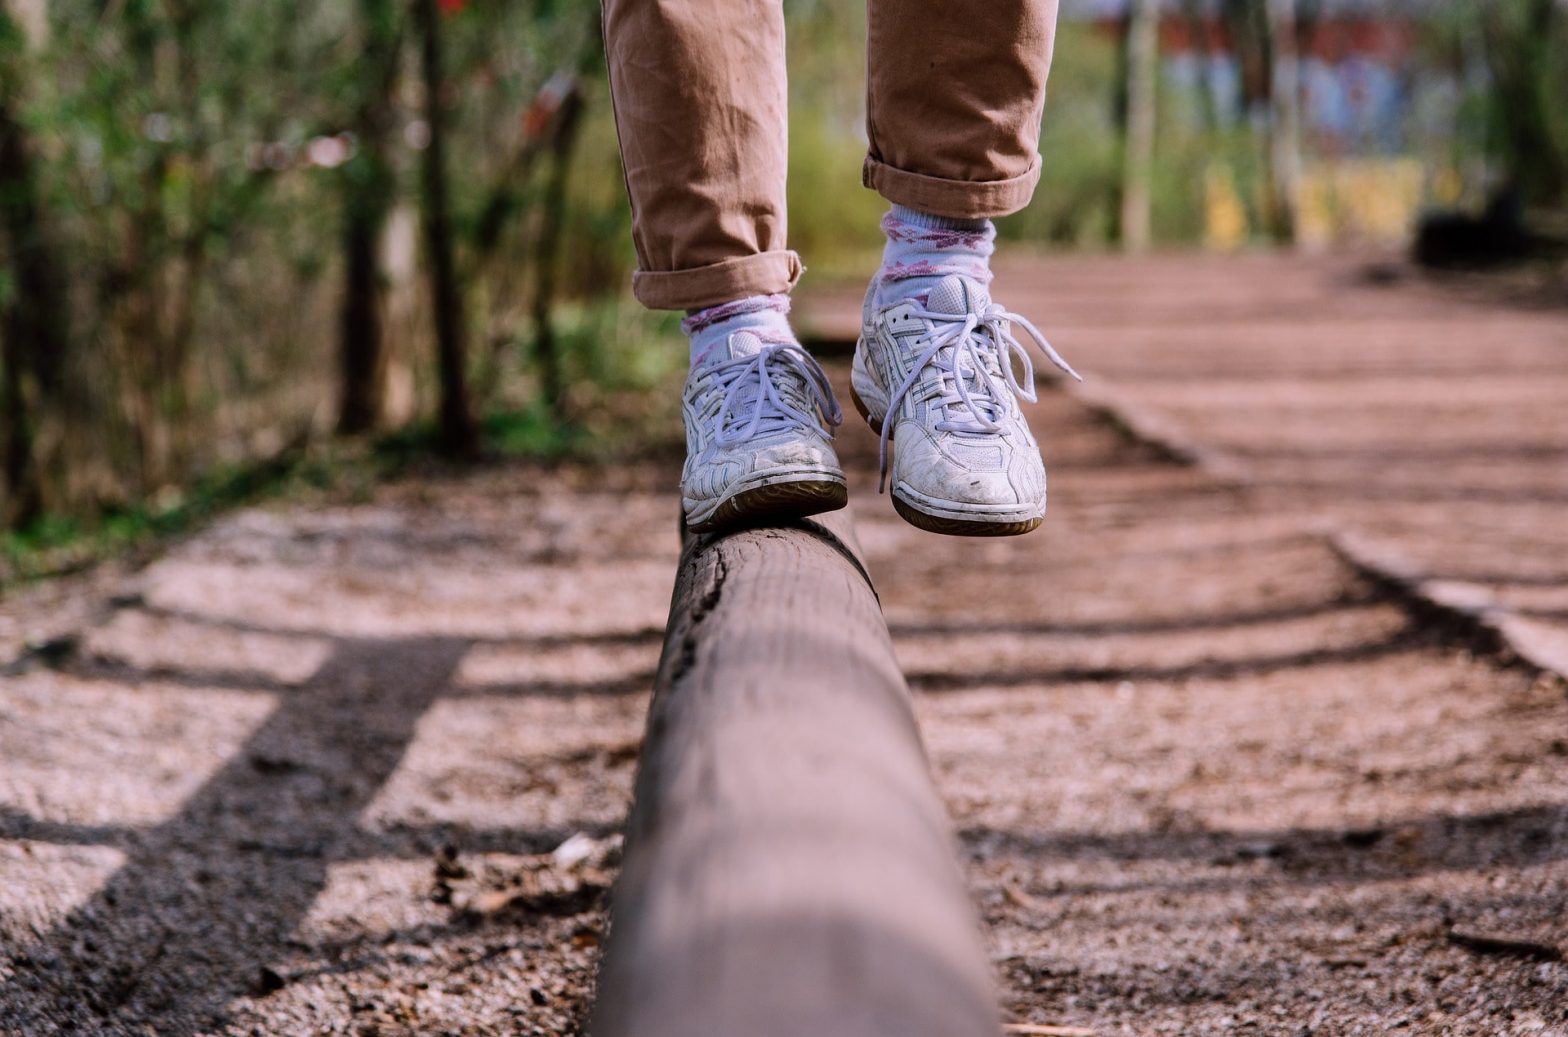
[3,254,1566,1035]
[993,253,1568,672]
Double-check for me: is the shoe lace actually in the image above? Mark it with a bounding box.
[709,338,843,446]
[876,303,1081,491]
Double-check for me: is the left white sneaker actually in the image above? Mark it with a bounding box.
[851,274,1081,537]
[680,332,846,534]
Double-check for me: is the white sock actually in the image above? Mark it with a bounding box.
[682,294,795,366]
[874,205,995,308]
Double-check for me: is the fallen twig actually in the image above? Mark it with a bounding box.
[1003,882,1045,911]
[1003,1024,1098,1037]
[1447,929,1563,963]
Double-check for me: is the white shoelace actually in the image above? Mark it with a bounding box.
[709,338,843,446]
[877,303,1081,490]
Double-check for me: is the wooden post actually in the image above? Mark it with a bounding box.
[592,510,997,1037]
[0,3,69,527]
[415,0,478,457]
[1121,0,1159,253]
[529,76,585,417]
[1266,0,1301,243]
[337,0,400,435]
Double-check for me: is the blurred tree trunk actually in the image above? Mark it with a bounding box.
[1481,0,1568,209]
[380,204,421,427]
[5,0,41,44]
[1264,0,1301,243]
[0,13,39,527]
[530,78,584,415]
[1179,0,1218,134]
[0,6,68,528]
[1218,0,1298,244]
[101,1,173,494]
[164,0,206,476]
[415,0,477,457]
[1120,0,1158,252]
[1219,0,1270,106]
[338,0,400,435]
[0,304,36,528]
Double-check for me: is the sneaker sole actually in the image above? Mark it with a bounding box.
[851,380,1043,539]
[686,476,848,535]
[891,496,1042,537]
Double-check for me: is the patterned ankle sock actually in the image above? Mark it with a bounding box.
[874,205,995,308]
[683,294,795,367]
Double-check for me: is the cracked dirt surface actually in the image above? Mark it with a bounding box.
[3,254,1567,1036]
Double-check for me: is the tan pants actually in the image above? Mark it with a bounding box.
[603,0,1060,310]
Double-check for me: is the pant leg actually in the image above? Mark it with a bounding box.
[864,0,1059,219]
[602,0,799,311]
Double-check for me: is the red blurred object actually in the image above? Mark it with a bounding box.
[437,0,465,15]
[522,104,552,141]
[522,73,578,141]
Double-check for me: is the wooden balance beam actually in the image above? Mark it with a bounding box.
[592,509,997,1037]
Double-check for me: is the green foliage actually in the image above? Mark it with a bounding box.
[374,294,685,470]
[481,402,590,457]
[0,0,615,529]
[515,297,688,456]
[1,449,318,584]
[786,110,887,283]
[1007,22,1124,248]
[1475,0,1568,208]
[8,0,1563,568]
[782,0,886,282]
[550,80,640,304]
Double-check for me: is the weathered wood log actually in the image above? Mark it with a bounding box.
[592,509,997,1037]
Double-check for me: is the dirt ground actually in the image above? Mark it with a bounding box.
[2,254,1566,1036]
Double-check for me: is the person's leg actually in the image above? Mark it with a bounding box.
[602,0,798,313]
[853,0,1080,537]
[862,0,1056,310]
[602,0,844,532]
[863,0,1057,222]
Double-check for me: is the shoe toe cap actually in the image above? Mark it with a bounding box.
[684,432,842,504]
[751,432,840,473]
[894,426,1045,509]
[682,458,744,501]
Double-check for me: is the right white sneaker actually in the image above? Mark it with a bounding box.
[852,274,1081,536]
[681,332,847,534]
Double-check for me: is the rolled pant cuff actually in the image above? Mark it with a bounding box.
[631,249,803,311]
[862,154,1042,220]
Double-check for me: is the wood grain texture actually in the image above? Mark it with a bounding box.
[592,508,997,1037]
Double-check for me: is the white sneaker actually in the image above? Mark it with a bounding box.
[851,274,1081,536]
[681,332,847,533]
